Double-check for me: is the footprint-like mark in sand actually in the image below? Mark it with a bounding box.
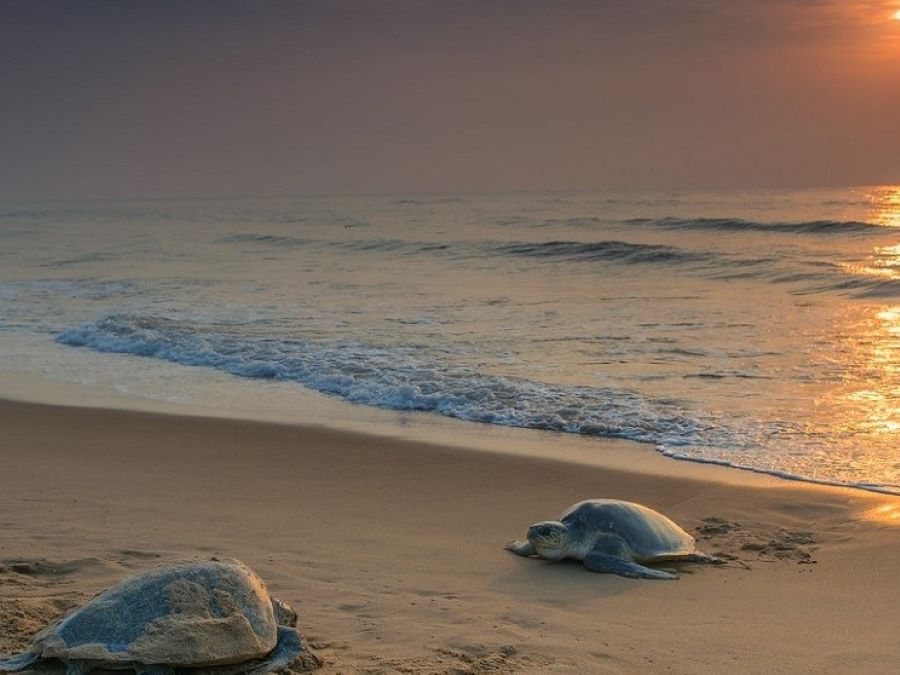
[694,517,819,566]
[116,549,163,560]
[1,558,107,578]
[348,641,551,673]
[0,563,86,655]
[430,644,545,674]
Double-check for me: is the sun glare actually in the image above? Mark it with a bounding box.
[867,187,900,228]
[864,503,900,525]
[894,9,900,20]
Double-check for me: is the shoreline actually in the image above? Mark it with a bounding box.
[0,367,891,498]
[1,398,899,672]
[0,369,786,490]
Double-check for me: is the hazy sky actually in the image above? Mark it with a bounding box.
[2,0,899,199]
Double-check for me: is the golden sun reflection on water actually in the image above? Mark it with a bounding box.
[835,189,900,281]
[836,244,900,283]
[850,306,900,434]
[867,187,900,228]
[878,306,900,335]
[851,295,900,494]
[824,303,900,484]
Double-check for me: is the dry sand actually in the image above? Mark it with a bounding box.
[1,399,899,673]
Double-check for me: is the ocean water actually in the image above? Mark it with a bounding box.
[1,188,898,493]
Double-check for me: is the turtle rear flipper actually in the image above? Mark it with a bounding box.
[0,651,39,672]
[247,627,303,674]
[183,628,305,675]
[682,551,724,565]
[583,553,678,580]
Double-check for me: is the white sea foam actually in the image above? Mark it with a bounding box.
[57,315,716,447]
[659,448,900,496]
[55,314,900,496]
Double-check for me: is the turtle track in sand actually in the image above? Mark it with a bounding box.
[693,517,819,567]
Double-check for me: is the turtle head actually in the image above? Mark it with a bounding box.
[271,597,298,627]
[526,520,570,560]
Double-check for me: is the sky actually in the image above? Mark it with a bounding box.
[1,0,900,200]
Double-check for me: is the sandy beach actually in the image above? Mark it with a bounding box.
[1,398,898,674]
[5,1,900,673]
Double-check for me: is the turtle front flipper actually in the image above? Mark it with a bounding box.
[0,650,39,672]
[505,540,536,557]
[246,627,303,674]
[583,534,678,580]
[583,553,678,580]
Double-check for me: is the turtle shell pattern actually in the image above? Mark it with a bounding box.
[561,499,696,561]
[30,559,279,668]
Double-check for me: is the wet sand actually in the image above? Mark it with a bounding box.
[1,399,899,673]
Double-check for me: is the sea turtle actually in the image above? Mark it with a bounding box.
[0,559,307,675]
[506,499,719,579]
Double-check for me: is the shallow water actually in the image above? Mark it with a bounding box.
[1,188,898,492]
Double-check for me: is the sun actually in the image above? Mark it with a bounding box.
[894,9,900,20]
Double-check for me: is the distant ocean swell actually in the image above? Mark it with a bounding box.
[218,234,708,265]
[218,234,900,297]
[628,217,886,234]
[492,240,709,264]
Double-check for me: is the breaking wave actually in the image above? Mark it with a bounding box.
[54,314,900,496]
[57,315,725,448]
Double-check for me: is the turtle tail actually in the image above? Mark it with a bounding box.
[0,651,39,672]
